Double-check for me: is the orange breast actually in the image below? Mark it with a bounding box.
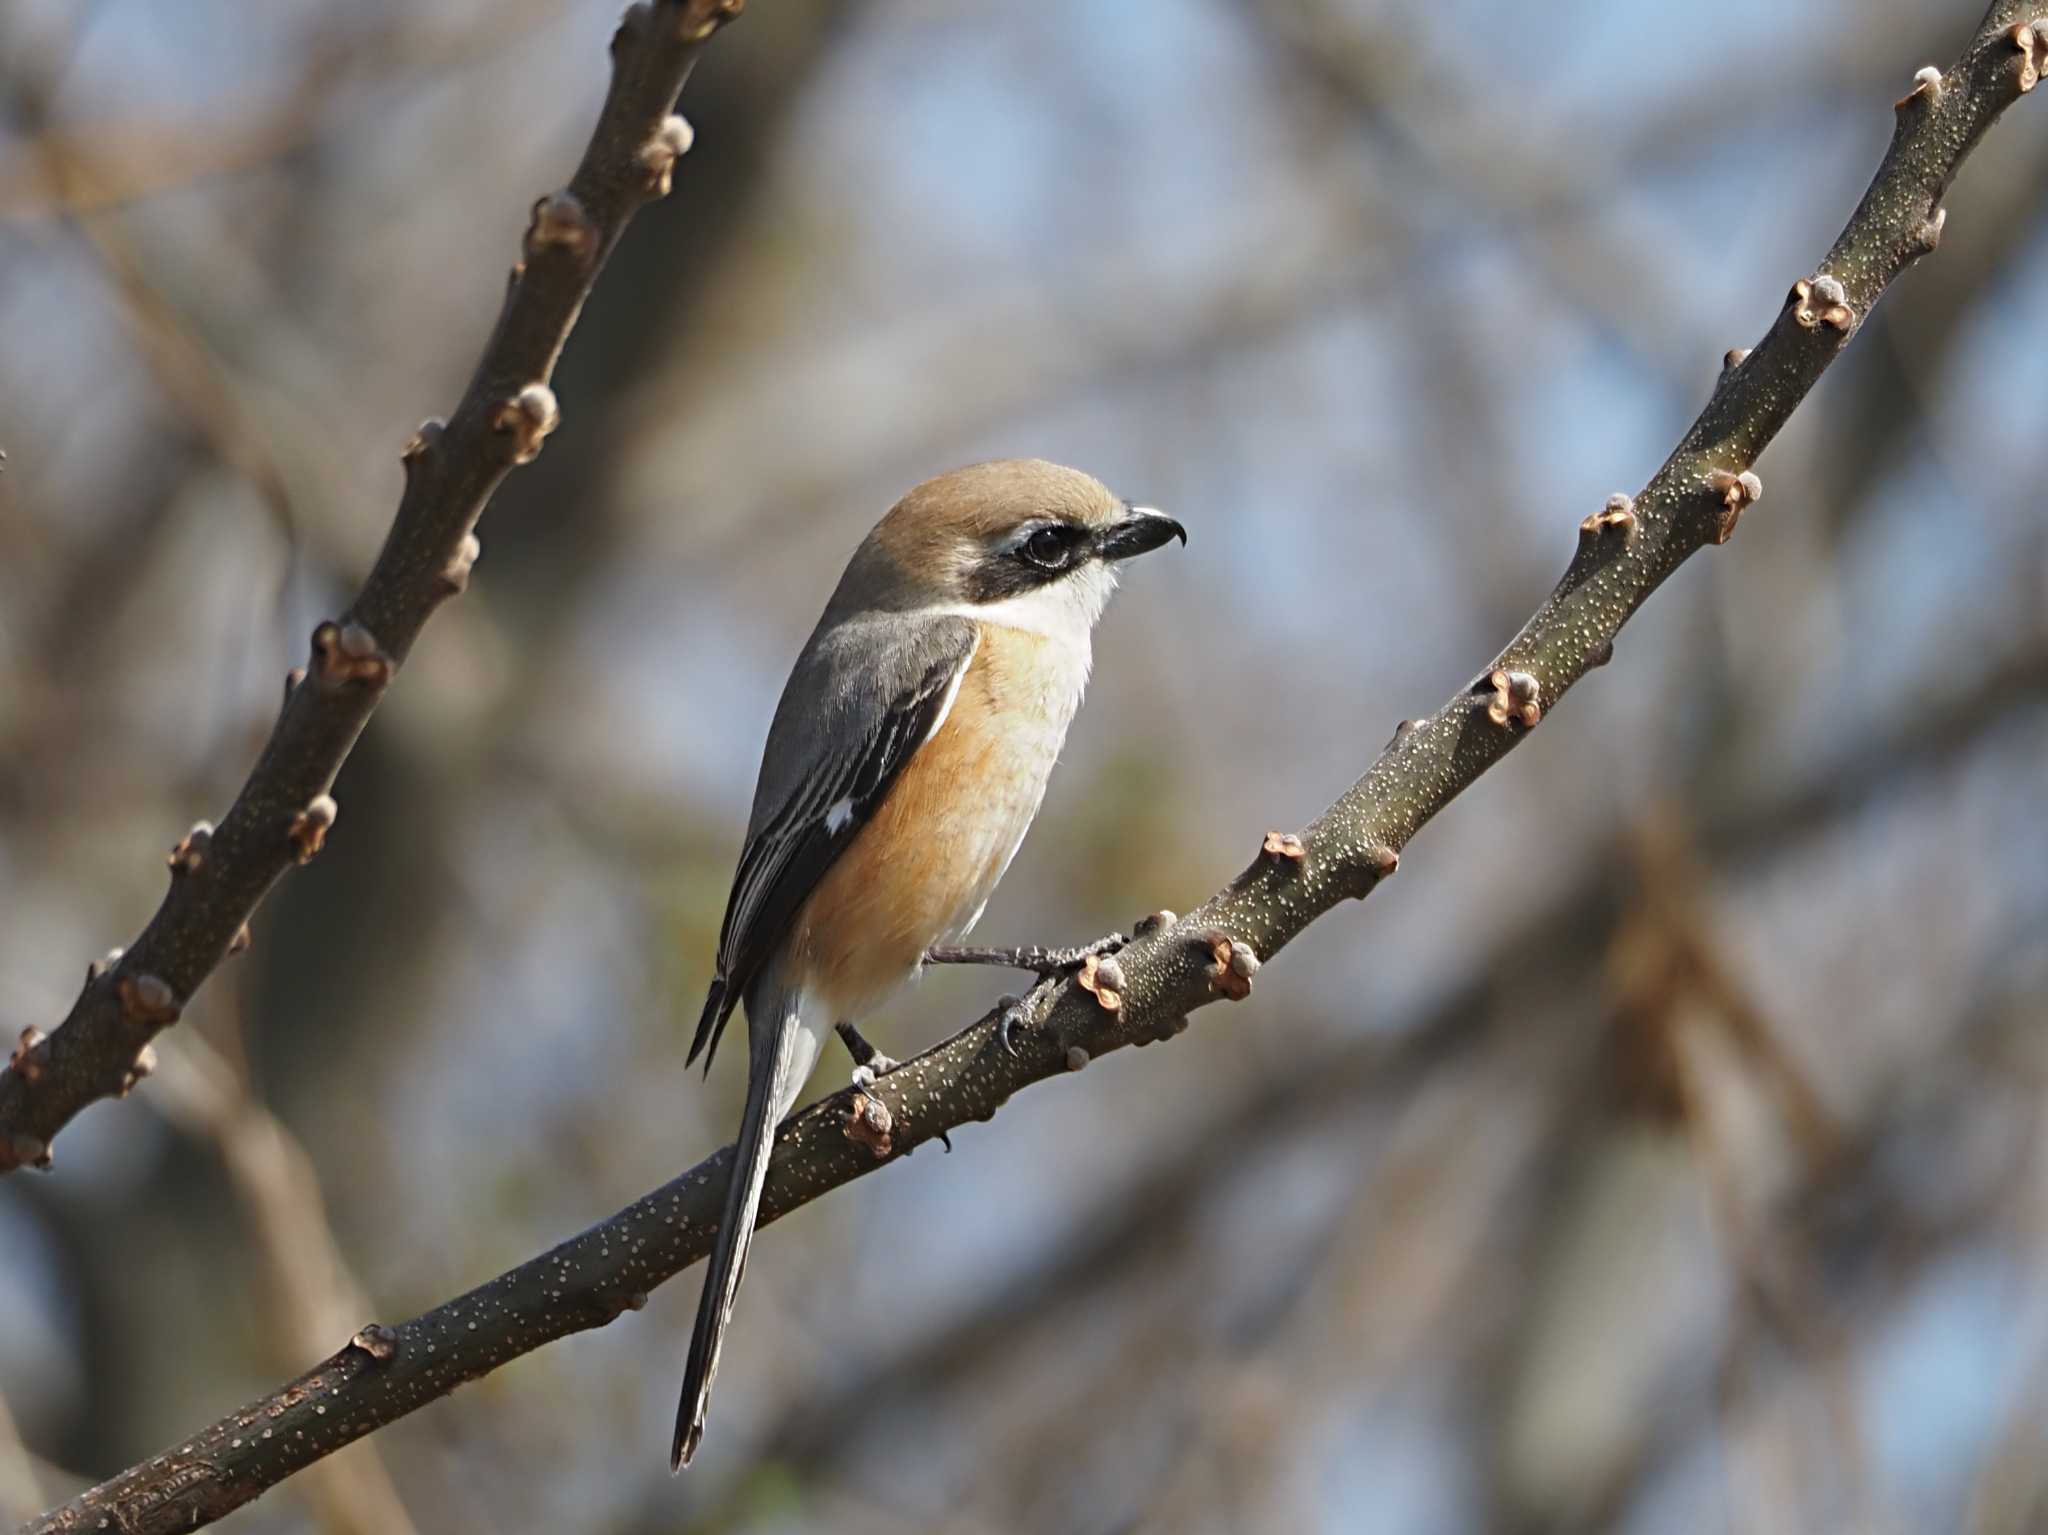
[787,623,1088,1017]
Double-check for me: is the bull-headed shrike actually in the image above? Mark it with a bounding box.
[674,458,1184,1467]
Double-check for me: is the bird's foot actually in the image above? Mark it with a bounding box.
[925,936,1126,1059]
[835,1020,897,1089]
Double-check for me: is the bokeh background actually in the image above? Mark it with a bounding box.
[5,0,2048,1531]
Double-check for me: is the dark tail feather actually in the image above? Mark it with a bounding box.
[672,1022,783,1470]
[687,977,730,1076]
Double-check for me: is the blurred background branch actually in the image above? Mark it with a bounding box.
[147,997,421,1535]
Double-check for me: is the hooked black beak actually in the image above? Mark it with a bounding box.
[1096,505,1187,563]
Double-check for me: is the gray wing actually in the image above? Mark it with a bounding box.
[687,612,980,1071]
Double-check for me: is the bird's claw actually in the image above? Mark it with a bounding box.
[993,993,1031,1057]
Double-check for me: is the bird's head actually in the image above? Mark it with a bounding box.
[848,458,1185,634]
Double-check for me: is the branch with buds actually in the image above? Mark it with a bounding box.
[22,2,2047,1531]
[0,0,746,1177]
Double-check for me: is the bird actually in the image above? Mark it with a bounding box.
[673,458,1184,1468]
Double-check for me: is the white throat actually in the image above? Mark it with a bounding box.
[933,562,1117,644]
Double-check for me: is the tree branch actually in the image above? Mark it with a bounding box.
[23,3,2047,1531]
[0,0,746,1176]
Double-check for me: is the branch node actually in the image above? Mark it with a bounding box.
[1132,908,1177,936]
[1261,829,1308,864]
[1481,668,1542,729]
[491,383,560,465]
[11,1028,46,1083]
[1578,492,1638,548]
[117,973,181,1030]
[1789,274,1856,335]
[2010,22,2045,94]
[637,115,697,198]
[524,190,599,263]
[1076,953,1124,1012]
[675,0,746,45]
[288,794,340,865]
[436,532,483,598]
[1591,638,1616,669]
[1896,64,1945,109]
[117,1044,158,1098]
[1064,1045,1090,1072]
[349,1324,400,1362]
[1705,468,1764,544]
[86,946,125,984]
[1910,205,1948,256]
[844,1091,894,1158]
[1198,933,1259,1000]
[9,1133,50,1171]
[1388,718,1418,749]
[312,620,394,690]
[167,820,214,877]
[228,922,253,958]
[1367,844,1401,881]
[401,418,445,471]
[1722,346,1750,371]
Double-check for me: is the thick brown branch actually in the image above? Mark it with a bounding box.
[0,0,746,1176]
[22,3,2045,1531]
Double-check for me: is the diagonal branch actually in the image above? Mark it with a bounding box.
[0,0,746,1176]
[22,3,2047,1531]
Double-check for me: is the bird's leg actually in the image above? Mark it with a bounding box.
[835,1020,897,1087]
[924,933,1126,977]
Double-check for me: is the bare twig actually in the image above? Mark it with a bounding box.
[20,4,2043,1530]
[0,0,746,1176]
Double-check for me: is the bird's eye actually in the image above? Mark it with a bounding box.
[1020,525,1074,569]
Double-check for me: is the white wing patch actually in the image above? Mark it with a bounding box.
[817,633,974,843]
[923,631,977,744]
